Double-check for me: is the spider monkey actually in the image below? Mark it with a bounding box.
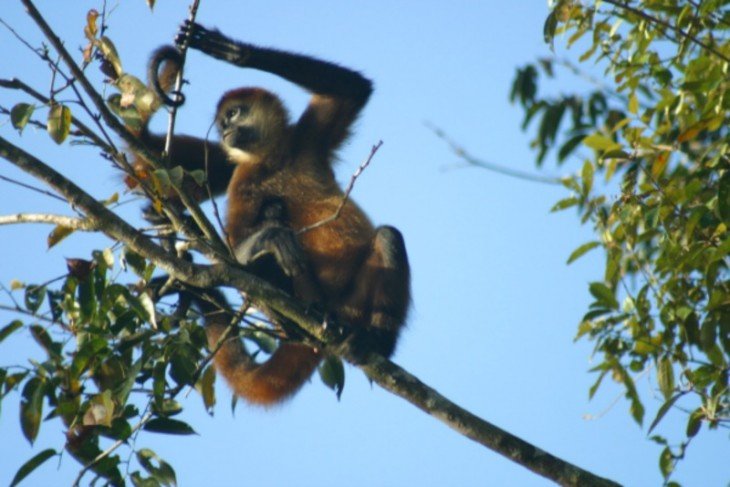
[136,23,410,405]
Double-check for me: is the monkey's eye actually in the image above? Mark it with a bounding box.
[225,107,241,121]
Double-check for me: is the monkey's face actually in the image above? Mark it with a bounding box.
[216,89,289,164]
[218,103,258,148]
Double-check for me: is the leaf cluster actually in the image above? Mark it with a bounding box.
[513,0,729,482]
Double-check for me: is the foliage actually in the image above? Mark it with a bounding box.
[0,6,346,485]
[511,0,729,481]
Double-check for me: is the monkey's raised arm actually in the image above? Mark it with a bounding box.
[178,22,373,156]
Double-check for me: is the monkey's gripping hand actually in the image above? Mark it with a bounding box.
[234,226,306,278]
[176,21,252,67]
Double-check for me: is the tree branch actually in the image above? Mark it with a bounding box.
[0,213,95,230]
[21,0,229,258]
[601,0,730,64]
[0,133,619,486]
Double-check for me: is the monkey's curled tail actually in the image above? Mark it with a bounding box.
[196,293,322,406]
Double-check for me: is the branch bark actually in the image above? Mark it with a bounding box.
[0,213,95,230]
[0,133,619,486]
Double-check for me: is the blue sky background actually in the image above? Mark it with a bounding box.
[0,1,726,486]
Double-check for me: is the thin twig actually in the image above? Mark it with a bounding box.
[0,78,114,151]
[0,173,67,202]
[297,141,383,235]
[21,0,229,260]
[203,123,232,255]
[426,123,563,185]
[163,0,201,155]
[0,134,620,487]
[71,411,153,487]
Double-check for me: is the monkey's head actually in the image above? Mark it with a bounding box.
[216,88,290,164]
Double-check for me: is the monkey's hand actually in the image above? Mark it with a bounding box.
[235,226,306,278]
[176,21,252,67]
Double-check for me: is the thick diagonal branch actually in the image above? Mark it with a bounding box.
[0,134,618,486]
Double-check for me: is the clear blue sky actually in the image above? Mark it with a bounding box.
[0,1,725,486]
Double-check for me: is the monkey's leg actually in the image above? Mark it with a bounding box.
[340,225,411,361]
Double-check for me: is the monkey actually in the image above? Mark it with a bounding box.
[134,23,411,406]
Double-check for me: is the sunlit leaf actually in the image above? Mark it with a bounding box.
[46,104,71,144]
[567,241,601,265]
[99,36,123,78]
[582,133,621,152]
[656,356,674,400]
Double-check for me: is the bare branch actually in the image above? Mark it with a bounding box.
[21,0,228,257]
[298,140,382,235]
[426,123,563,185]
[0,213,95,230]
[163,0,201,155]
[0,172,67,202]
[0,132,618,487]
[0,78,114,151]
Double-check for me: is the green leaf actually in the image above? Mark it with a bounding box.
[543,10,558,46]
[588,282,619,309]
[20,377,44,444]
[30,325,60,361]
[107,94,143,131]
[123,248,148,277]
[152,361,167,407]
[169,349,196,387]
[144,418,197,435]
[137,449,177,487]
[557,134,585,163]
[24,285,46,314]
[99,36,123,77]
[628,92,639,114]
[656,356,674,400]
[116,358,144,405]
[47,104,71,144]
[168,166,184,187]
[648,392,683,434]
[686,408,703,438]
[10,103,35,133]
[0,320,23,343]
[567,241,601,265]
[197,365,216,412]
[719,171,730,222]
[581,160,594,197]
[318,355,345,400]
[47,225,75,249]
[582,133,621,152]
[551,196,579,212]
[659,446,674,479]
[83,390,115,427]
[10,448,57,487]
